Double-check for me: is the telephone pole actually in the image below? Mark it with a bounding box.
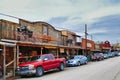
[91,35,93,40]
[85,24,88,55]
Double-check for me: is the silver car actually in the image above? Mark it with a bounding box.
[66,55,88,67]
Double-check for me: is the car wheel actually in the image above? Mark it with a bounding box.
[78,62,81,66]
[20,75,26,78]
[36,67,44,77]
[85,60,88,64]
[59,63,64,71]
[0,71,2,77]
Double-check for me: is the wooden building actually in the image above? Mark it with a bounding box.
[0,19,82,79]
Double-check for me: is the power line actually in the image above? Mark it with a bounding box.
[0,12,93,39]
[0,13,20,19]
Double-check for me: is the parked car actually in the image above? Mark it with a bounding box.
[93,53,104,61]
[108,52,113,58]
[103,54,109,59]
[113,51,119,56]
[16,54,66,77]
[117,52,120,56]
[66,55,88,67]
[108,51,117,57]
[0,65,3,77]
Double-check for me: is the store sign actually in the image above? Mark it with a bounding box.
[60,48,64,53]
[87,43,92,47]
[42,35,51,42]
[82,38,95,50]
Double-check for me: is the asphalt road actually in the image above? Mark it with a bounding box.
[16,56,120,80]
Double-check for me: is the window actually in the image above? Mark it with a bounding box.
[49,54,54,60]
[44,55,49,60]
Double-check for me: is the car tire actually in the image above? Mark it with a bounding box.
[20,75,26,78]
[85,60,88,64]
[36,67,44,77]
[0,71,2,77]
[78,62,81,66]
[59,63,64,71]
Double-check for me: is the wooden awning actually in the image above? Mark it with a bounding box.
[58,45,82,49]
[0,42,16,46]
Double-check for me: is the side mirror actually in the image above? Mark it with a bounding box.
[0,49,2,51]
[44,58,48,61]
[0,49,2,54]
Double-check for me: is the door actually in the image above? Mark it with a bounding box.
[42,55,51,70]
[49,54,59,69]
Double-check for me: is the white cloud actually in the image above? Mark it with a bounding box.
[0,0,120,27]
[88,29,108,34]
[82,5,120,22]
[0,0,120,32]
[2,0,119,22]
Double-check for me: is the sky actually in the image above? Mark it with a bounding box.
[0,0,120,44]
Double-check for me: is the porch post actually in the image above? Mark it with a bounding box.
[3,45,6,80]
[77,49,78,55]
[16,46,19,65]
[13,46,16,78]
[41,47,43,55]
[56,48,59,58]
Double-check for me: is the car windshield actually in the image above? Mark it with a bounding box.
[28,56,42,61]
[104,54,107,56]
[70,56,79,59]
[94,53,101,56]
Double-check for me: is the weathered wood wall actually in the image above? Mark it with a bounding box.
[0,19,19,40]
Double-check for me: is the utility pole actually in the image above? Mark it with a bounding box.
[91,35,93,40]
[85,24,87,55]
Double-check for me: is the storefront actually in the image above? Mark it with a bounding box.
[0,19,82,79]
[0,42,16,80]
[58,45,82,59]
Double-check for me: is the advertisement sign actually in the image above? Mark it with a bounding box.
[82,38,95,50]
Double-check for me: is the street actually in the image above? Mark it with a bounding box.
[16,56,120,80]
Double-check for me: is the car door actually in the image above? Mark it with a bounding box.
[77,56,82,64]
[49,54,57,69]
[42,55,52,71]
[82,56,86,63]
[79,56,84,64]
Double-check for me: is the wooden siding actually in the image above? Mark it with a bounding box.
[0,19,62,45]
[0,20,19,40]
[19,19,62,44]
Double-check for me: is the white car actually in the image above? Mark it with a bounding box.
[117,52,120,56]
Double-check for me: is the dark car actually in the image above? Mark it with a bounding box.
[93,53,104,61]
[0,65,3,77]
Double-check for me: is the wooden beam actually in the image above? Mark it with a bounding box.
[13,47,16,78]
[3,45,6,80]
[16,46,19,65]
[41,47,43,55]
[56,48,59,58]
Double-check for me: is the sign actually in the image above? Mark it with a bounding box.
[82,38,95,50]
[87,43,92,47]
[60,48,64,53]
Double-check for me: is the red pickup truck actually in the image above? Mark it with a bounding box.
[16,54,66,77]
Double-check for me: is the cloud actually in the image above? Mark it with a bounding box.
[0,0,120,21]
[0,0,120,43]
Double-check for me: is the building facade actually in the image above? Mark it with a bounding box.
[0,19,82,79]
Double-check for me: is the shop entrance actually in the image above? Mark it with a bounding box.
[0,43,16,80]
[18,46,41,64]
[42,47,58,58]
